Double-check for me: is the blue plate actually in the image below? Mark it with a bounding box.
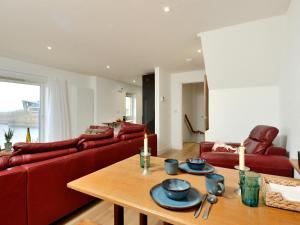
[179,162,214,175]
[150,184,202,210]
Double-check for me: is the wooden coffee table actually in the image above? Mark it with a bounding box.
[68,155,300,225]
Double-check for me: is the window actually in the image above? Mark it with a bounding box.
[125,93,135,121]
[0,81,41,147]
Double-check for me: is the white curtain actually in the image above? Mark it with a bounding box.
[45,78,72,142]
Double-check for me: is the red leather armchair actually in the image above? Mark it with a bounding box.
[200,125,293,177]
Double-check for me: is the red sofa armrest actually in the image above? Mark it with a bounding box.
[265,146,287,156]
[199,142,214,156]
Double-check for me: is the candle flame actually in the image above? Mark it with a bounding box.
[144,133,147,139]
[241,142,244,147]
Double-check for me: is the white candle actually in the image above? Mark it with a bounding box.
[239,143,245,170]
[144,133,148,155]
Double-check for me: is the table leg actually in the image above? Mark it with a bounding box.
[114,204,124,225]
[139,213,147,225]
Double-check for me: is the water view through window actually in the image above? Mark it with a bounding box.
[0,81,40,148]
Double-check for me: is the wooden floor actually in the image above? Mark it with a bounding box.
[53,142,199,225]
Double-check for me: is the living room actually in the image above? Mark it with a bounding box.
[0,1,300,225]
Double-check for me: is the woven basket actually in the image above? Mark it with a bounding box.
[262,176,300,212]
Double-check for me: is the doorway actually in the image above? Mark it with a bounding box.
[182,82,205,144]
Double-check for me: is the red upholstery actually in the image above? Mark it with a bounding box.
[78,137,119,150]
[201,152,293,177]
[9,148,77,167]
[23,151,95,225]
[0,167,27,225]
[199,125,292,177]
[264,146,287,156]
[0,130,157,225]
[244,125,279,154]
[119,131,144,140]
[13,138,79,154]
[78,128,114,142]
[117,123,146,137]
[0,156,10,170]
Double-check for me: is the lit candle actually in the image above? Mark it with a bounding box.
[144,133,148,155]
[239,143,245,170]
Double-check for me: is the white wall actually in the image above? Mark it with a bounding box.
[96,77,142,125]
[279,0,300,163]
[0,56,96,138]
[201,16,286,90]
[205,86,281,143]
[182,83,205,143]
[200,16,285,144]
[171,70,205,149]
[155,67,171,154]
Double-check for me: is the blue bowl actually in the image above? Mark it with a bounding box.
[186,158,206,170]
[162,179,191,200]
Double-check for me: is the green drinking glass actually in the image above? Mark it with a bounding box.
[240,171,261,207]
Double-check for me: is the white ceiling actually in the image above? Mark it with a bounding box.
[0,0,290,84]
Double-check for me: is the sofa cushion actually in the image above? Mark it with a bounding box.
[79,128,114,142]
[13,138,79,155]
[244,125,279,154]
[117,123,146,137]
[119,131,145,141]
[0,156,10,170]
[78,137,119,150]
[9,148,77,167]
[243,138,271,154]
[248,125,279,142]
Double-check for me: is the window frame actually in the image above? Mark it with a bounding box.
[0,72,46,142]
[125,93,135,122]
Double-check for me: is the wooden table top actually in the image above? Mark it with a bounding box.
[290,159,300,175]
[68,155,300,225]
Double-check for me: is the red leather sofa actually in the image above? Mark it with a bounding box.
[0,124,157,225]
[199,125,293,177]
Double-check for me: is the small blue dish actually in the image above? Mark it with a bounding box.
[186,158,206,170]
[150,184,202,210]
[162,179,191,200]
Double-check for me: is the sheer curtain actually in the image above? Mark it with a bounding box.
[45,78,72,142]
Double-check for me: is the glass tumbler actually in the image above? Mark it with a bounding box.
[241,171,261,207]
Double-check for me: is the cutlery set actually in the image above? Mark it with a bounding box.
[194,194,217,220]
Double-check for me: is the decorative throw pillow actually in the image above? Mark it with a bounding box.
[79,128,114,142]
[117,123,146,137]
[212,141,238,153]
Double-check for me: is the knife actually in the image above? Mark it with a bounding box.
[194,193,208,218]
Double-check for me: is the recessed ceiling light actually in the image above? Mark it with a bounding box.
[47,46,52,50]
[197,49,202,53]
[133,80,136,83]
[163,6,171,13]
[185,58,192,62]
[106,65,110,69]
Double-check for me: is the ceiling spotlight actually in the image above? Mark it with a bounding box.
[163,6,171,13]
[185,58,192,62]
[47,46,52,50]
[133,80,136,83]
[197,49,202,53]
[106,65,110,69]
